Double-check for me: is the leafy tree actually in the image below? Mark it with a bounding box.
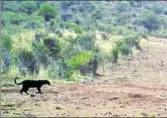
[2,11,24,25]
[61,13,73,21]
[2,1,20,13]
[60,1,76,11]
[19,1,37,14]
[151,2,164,14]
[115,1,130,13]
[39,3,57,22]
[24,17,43,29]
[137,12,161,32]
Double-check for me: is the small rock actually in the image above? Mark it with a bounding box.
[55,107,61,110]
[81,97,88,100]
[35,104,38,106]
[75,107,82,109]
[30,94,35,97]
[120,105,124,108]
[108,97,119,101]
[141,113,148,116]
[108,112,112,115]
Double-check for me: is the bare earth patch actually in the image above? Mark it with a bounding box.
[2,38,167,117]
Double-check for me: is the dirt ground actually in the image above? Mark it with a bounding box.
[1,38,167,117]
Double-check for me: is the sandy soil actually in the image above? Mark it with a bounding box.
[1,38,167,117]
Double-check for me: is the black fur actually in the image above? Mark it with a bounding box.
[14,77,51,95]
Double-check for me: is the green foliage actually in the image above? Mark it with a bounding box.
[60,1,76,11]
[2,11,24,25]
[2,1,20,13]
[17,50,39,75]
[1,82,14,87]
[61,12,73,21]
[22,15,44,29]
[19,1,37,14]
[151,3,164,14]
[76,33,95,51]
[137,12,161,32]
[151,30,167,39]
[119,44,132,56]
[92,10,103,20]
[39,3,57,21]
[111,47,119,63]
[2,1,167,82]
[32,40,49,67]
[43,37,61,60]
[123,34,139,47]
[1,33,12,50]
[64,22,83,34]
[1,33,13,73]
[69,51,93,69]
[110,26,133,35]
[24,19,43,29]
[115,1,130,13]
[111,34,142,63]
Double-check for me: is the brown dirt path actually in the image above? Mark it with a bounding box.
[1,38,167,117]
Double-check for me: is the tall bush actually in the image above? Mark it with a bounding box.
[39,3,57,22]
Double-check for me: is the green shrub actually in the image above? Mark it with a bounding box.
[39,3,57,21]
[1,33,12,50]
[64,22,83,34]
[110,26,132,35]
[119,44,132,56]
[111,33,142,63]
[137,12,161,32]
[24,19,43,29]
[61,12,73,21]
[69,51,93,69]
[2,11,24,25]
[19,1,37,14]
[111,47,119,63]
[43,37,61,60]
[115,1,130,13]
[76,33,95,51]
[151,2,164,14]
[3,1,20,13]
[23,15,44,29]
[32,40,49,68]
[123,34,138,47]
[1,33,13,73]
[17,50,39,76]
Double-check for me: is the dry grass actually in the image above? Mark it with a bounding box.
[12,30,35,53]
[93,31,122,54]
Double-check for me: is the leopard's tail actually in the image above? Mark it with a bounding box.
[14,77,22,85]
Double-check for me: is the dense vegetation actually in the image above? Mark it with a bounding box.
[1,1,167,81]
